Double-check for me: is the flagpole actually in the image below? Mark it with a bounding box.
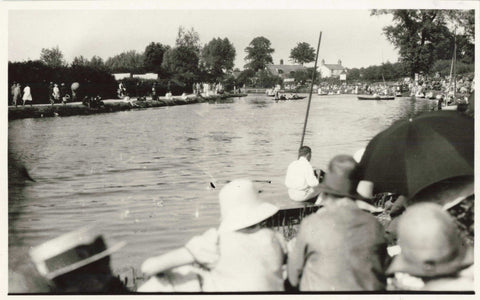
[300,31,322,148]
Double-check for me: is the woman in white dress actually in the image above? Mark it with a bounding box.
[22,84,33,106]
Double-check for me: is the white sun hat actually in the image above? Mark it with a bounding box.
[29,226,126,280]
[218,179,279,233]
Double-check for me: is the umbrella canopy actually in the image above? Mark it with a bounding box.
[359,111,473,199]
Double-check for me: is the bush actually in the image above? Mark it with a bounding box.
[430,60,474,77]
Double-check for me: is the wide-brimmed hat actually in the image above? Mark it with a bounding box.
[317,155,373,201]
[218,179,279,232]
[386,202,473,277]
[29,226,126,280]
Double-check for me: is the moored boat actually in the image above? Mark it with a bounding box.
[275,95,306,101]
[357,95,395,100]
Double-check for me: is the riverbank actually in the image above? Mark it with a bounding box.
[8,93,248,120]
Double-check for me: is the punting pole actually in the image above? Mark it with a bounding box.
[300,31,322,148]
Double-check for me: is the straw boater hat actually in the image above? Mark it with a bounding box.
[317,155,374,201]
[218,179,279,232]
[29,226,126,280]
[387,202,473,278]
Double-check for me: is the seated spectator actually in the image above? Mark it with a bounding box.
[139,179,286,292]
[285,146,321,202]
[386,203,473,291]
[287,155,388,291]
[29,226,128,294]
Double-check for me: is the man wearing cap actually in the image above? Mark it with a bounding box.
[287,155,388,291]
[386,202,473,291]
[285,146,321,202]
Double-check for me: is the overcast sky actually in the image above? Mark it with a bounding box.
[6,1,476,70]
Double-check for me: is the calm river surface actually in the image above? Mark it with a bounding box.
[8,94,435,280]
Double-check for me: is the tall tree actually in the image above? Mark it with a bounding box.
[371,9,474,75]
[144,42,170,74]
[444,10,474,43]
[89,55,106,70]
[105,50,145,73]
[162,46,199,85]
[289,42,316,65]
[244,36,274,71]
[372,10,446,75]
[40,46,65,67]
[201,37,236,81]
[72,55,89,67]
[175,26,201,53]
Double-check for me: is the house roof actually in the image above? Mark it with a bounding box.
[323,64,345,71]
[266,64,307,74]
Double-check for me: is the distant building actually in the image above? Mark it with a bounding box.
[113,72,159,81]
[266,60,307,88]
[266,60,307,79]
[318,59,347,78]
[132,73,158,80]
[113,73,131,81]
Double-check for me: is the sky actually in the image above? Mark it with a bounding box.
[7,8,402,69]
[5,1,477,70]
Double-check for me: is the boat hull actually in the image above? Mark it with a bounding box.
[275,96,306,101]
[357,95,395,100]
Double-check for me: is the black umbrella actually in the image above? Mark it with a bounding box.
[359,111,473,198]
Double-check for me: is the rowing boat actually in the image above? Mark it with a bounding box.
[275,96,306,101]
[357,95,395,100]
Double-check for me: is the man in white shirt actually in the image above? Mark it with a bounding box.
[285,146,321,202]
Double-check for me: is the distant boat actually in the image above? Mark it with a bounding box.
[358,95,395,100]
[415,91,425,98]
[275,95,306,101]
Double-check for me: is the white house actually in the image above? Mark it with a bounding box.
[132,73,158,80]
[113,73,131,81]
[318,59,347,78]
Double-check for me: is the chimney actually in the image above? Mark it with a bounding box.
[338,59,342,66]
[321,59,325,64]
[280,59,284,65]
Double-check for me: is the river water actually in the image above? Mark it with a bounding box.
[8,94,435,282]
